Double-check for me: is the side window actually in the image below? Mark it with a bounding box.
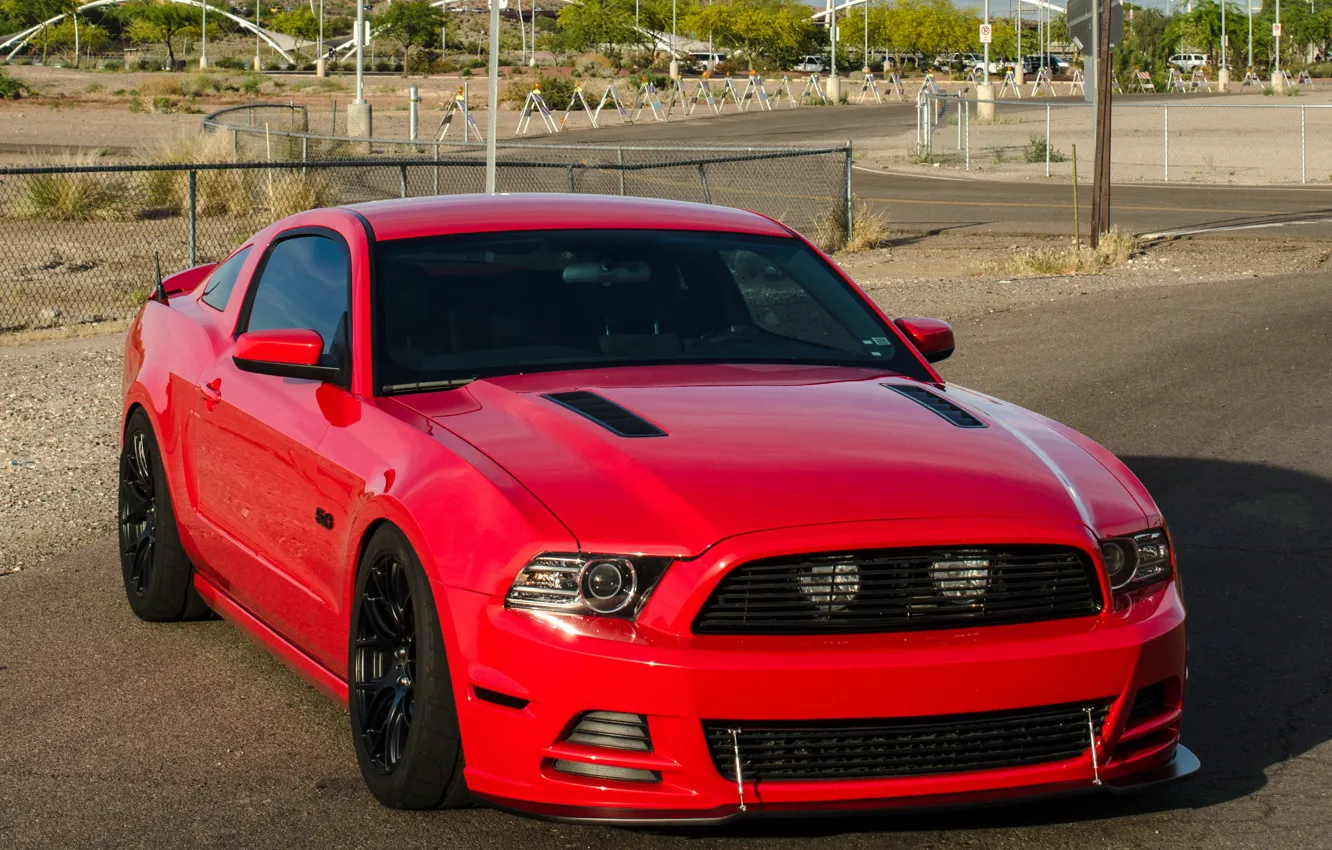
[722,249,863,353]
[200,246,252,312]
[243,234,350,362]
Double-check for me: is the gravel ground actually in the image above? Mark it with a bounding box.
[3,232,1327,576]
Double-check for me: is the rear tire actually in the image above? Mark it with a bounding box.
[349,525,471,809]
[118,408,211,622]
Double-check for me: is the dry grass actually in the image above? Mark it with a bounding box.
[810,203,849,254]
[974,228,1140,277]
[11,155,137,222]
[842,203,891,253]
[264,171,339,219]
[140,132,251,218]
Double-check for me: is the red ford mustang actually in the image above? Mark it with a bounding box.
[120,194,1195,822]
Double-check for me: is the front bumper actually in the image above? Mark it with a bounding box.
[441,518,1191,821]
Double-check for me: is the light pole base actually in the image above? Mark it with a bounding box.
[348,102,373,142]
[1015,67,1025,85]
[1218,68,1230,92]
[199,56,208,70]
[253,55,262,72]
[669,59,680,80]
[317,57,327,78]
[1271,70,1286,92]
[977,83,995,121]
[825,74,841,103]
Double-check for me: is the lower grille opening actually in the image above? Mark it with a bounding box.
[1127,682,1168,727]
[563,710,653,752]
[552,760,662,783]
[705,700,1111,782]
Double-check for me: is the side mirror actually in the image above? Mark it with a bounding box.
[233,329,340,382]
[894,317,955,364]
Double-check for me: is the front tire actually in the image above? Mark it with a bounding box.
[118,408,211,622]
[349,525,470,809]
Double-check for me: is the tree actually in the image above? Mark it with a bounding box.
[556,0,637,58]
[685,0,812,69]
[270,5,319,54]
[372,0,448,76]
[120,0,199,68]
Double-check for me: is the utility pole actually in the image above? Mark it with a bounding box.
[254,1,261,72]
[670,0,679,78]
[1089,0,1113,247]
[201,1,208,69]
[316,0,325,77]
[349,0,371,138]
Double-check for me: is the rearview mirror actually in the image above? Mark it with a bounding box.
[233,329,340,382]
[894,317,955,363]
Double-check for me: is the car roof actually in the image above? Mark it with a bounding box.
[345,193,794,242]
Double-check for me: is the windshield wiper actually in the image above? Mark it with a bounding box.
[382,377,477,395]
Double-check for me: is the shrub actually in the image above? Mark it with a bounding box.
[0,68,32,100]
[128,96,145,113]
[373,60,392,72]
[13,165,136,222]
[99,59,123,71]
[153,95,178,113]
[240,74,264,95]
[85,82,104,94]
[842,203,891,253]
[1023,135,1065,163]
[140,133,250,218]
[431,58,460,73]
[214,55,247,70]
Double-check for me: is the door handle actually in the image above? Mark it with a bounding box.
[199,378,222,405]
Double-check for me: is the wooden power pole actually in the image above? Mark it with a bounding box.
[1089,0,1114,247]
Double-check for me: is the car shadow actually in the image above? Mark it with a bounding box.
[645,456,1332,839]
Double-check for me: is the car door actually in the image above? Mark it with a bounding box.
[189,228,353,650]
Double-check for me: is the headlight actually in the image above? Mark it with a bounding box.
[505,554,672,619]
[1098,529,1173,590]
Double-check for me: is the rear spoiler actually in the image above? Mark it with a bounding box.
[152,259,218,304]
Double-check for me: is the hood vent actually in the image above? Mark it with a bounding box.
[543,391,667,438]
[883,384,986,428]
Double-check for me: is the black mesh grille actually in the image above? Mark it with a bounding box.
[883,384,986,428]
[693,545,1101,635]
[704,701,1111,782]
[543,391,666,437]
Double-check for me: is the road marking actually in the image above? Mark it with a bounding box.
[1139,217,1332,240]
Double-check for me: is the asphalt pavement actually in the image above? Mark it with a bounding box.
[2,269,1329,848]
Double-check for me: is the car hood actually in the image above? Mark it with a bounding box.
[399,364,1150,555]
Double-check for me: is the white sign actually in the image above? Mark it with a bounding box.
[979,24,992,44]
[1273,22,1282,37]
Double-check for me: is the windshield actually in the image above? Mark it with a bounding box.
[373,229,930,393]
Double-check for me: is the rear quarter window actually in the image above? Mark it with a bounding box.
[200,247,253,312]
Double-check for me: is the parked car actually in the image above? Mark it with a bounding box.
[1022,54,1073,75]
[794,54,826,73]
[1169,53,1209,73]
[119,194,1197,821]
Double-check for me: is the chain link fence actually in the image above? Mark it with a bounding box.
[0,114,851,332]
[917,91,1332,185]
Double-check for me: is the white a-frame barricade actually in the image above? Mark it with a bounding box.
[1166,68,1187,93]
[1298,70,1316,87]
[1029,67,1056,97]
[1129,69,1157,92]
[435,87,483,142]
[1069,68,1085,96]
[560,82,599,130]
[1189,69,1211,92]
[718,74,744,111]
[516,85,560,135]
[662,78,689,117]
[633,79,669,121]
[596,84,634,125]
[772,76,800,107]
[689,75,721,115]
[801,74,828,103]
[1111,71,1123,93]
[737,74,772,111]
[884,72,907,101]
[998,68,1022,98]
[857,72,882,103]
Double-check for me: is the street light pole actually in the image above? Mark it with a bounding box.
[254,1,261,72]
[670,0,679,78]
[201,1,207,68]
[348,0,371,138]
[485,0,499,192]
[983,0,990,84]
[1248,0,1253,68]
[1275,0,1281,82]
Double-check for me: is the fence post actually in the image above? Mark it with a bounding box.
[617,147,626,195]
[844,141,854,241]
[1163,103,1169,181]
[1045,104,1051,178]
[698,163,712,203]
[1301,106,1307,184]
[957,96,963,150]
[399,164,408,198]
[568,164,577,193]
[231,127,238,154]
[433,143,440,195]
[331,100,337,136]
[965,100,970,171]
[301,136,308,177]
[187,170,197,267]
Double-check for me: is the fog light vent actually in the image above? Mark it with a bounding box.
[552,760,661,783]
[564,710,652,752]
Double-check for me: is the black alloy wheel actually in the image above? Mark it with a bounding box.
[116,408,212,622]
[119,430,157,596]
[349,526,470,809]
[353,551,418,774]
